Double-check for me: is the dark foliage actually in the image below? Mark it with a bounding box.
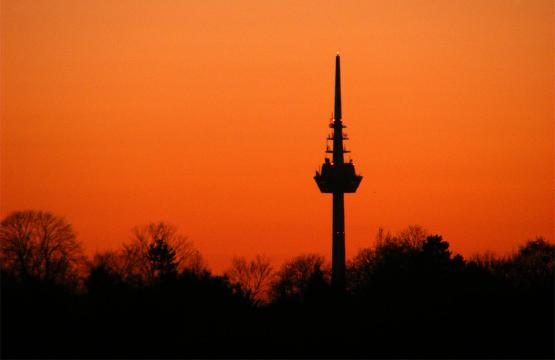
[1,218,553,359]
[147,238,179,281]
[270,253,332,305]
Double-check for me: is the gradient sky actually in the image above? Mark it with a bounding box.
[1,0,553,272]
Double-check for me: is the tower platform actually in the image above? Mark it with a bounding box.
[314,160,362,193]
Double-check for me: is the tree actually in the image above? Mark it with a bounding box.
[348,227,463,297]
[397,224,428,248]
[0,210,84,286]
[421,235,451,260]
[147,237,178,281]
[508,237,554,289]
[86,251,125,293]
[270,254,330,304]
[121,222,203,285]
[226,255,274,305]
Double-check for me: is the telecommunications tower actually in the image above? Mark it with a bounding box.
[314,54,362,292]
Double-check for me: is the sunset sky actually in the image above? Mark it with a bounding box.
[1,0,553,272]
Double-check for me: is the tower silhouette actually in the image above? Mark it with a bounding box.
[314,54,362,292]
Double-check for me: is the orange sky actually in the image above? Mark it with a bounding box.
[1,0,553,272]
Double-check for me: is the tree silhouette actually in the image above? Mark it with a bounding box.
[270,254,330,304]
[397,224,428,248]
[86,251,125,293]
[226,255,274,305]
[1,212,553,359]
[121,222,203,285]
[421,234,451,260]
[147,237,178,281]
[0,210,84,286]
[507,237,554,290]
[348,227,468,303]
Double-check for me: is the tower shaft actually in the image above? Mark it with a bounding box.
[332,191,346,291]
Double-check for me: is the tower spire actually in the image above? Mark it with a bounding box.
[334,54,342,122]
[332,54,345,166]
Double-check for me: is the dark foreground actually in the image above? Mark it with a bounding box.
[2,237,553,358]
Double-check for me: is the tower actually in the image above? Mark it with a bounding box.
[314,54,362,292]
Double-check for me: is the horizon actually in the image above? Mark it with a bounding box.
[1,0,553,273]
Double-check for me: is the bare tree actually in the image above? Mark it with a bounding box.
[0,210,84,286]
[120,222,204,284]
[226,255,274,305]
[396,224,428,248]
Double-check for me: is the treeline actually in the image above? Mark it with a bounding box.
[1,210,553,358]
